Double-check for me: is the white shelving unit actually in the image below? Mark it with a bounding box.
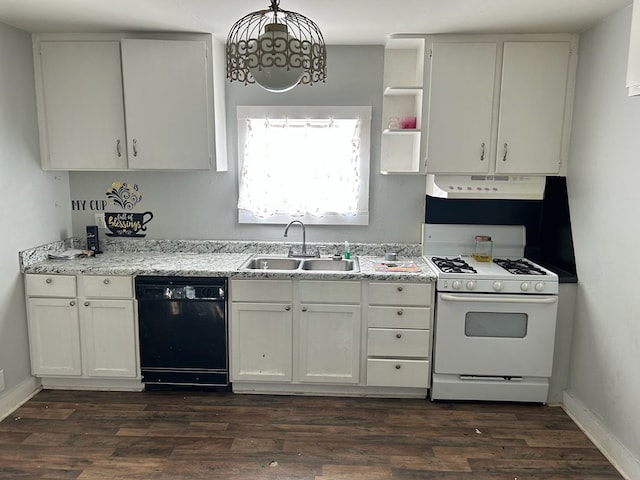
[628,0,640,96]
[380,35,427,174]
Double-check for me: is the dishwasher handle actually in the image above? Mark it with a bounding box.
[136,284,226,301]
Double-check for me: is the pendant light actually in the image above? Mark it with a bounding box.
[226,0,327,92]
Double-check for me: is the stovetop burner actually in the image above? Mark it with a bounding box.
[493,258,547,276]
[431,256,477,274]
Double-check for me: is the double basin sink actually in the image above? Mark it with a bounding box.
[240,255,359,272]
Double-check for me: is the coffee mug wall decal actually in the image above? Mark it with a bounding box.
[104,211,154,237]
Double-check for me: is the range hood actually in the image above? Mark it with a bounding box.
[426,174,546,200]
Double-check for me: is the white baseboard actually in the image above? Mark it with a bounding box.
[0,377,41,422]
[563,391,640,480]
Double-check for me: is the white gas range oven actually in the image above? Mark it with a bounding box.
[422,224,559,403]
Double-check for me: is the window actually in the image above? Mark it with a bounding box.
[237,106,371,225]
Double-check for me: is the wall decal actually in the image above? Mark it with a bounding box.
[103,181,154,238]
[104,211,154,237]
[106,182,142,210]
[71,199,107,211]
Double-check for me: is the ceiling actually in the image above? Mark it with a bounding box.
[0,0,633,44]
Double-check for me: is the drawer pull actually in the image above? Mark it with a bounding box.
[397,286,404,292]
[396,333,402,339]
[285,306,291,311]
[69,300,76,307]
[396,309,403,316]
[45,278,53,284]
[103,278,110,285]
[84,301,90,307]
[301,306,308,312]
[395,364,402,370]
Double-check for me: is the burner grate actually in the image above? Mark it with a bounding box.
[431,256,477,274]
[493,258,547,275]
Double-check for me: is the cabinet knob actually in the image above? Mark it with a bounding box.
[103,278,110,285]
[285,306,291,311]
[84,301,90,307]
[45,278,53,284]
[397,286,404,292]
[396,333,402,339]
[69,300,76,306]
[301,306,308,312]
[396,309,403,316]
[395,364,402,370]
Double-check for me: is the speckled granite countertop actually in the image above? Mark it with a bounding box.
[20,239,436,283]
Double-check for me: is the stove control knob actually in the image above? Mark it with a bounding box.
[520,282,530,291]
[452,280,462,290]
[535,282,545,292]
[466,281,476,290]
[493,281,503,291]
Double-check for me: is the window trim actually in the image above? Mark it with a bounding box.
[236,105,372,225]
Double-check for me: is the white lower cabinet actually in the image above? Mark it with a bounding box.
[24,273,141,390]
[230,302,293,382]
[81,298,137,378]
[366,282,433,388]
[230,277,434,396]
[230,279,361,386]
[230,280,294,382]
[299,280,361,384]
[27,296,82,376]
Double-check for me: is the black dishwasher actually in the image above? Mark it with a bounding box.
[135,276,229,390]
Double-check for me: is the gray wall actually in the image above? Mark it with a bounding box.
[69,45,426,244]
[567,4,640,468]
[0,22,71,401]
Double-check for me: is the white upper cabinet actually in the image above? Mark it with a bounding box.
[38,41,128,170]
[425,35,577,177]
[425,42,497,174]
[496,42,572,175]
[33,34,227,171]
[627,0,640,96]
[120,39,211,170]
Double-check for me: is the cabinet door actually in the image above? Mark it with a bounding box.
[121,39,211,170]
[298,304,361,384]
[27,298,82,376]
[38,41,127,170]
[495,42,570,174]
[230,303,293,382]
[81,299,137,378]
[426,42,497,174]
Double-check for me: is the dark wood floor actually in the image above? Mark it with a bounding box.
[0,389,624,479]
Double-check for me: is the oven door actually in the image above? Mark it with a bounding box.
[433,293,558,377]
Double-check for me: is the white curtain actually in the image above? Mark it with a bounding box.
[238,116,362,218]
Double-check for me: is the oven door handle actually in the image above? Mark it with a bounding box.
[439,293,558,304]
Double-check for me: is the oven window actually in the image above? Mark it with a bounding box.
[464,312,528,338]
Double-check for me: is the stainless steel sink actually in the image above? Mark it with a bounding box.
[240,256,301,270]
[300,258,359,272]
[239,255,359,272]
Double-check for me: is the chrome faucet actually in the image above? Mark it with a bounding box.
[284,220,307,256]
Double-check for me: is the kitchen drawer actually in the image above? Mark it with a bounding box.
[231,279,293,302]
[81,275,133,298]
[368,282,433,306]
[368,328,430,358]
[299,280,360,304]
[25,274,76,297]
[367,358,429,388]
[368,306,431,329]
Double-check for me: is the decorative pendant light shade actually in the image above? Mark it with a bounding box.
[226,0,327,92]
